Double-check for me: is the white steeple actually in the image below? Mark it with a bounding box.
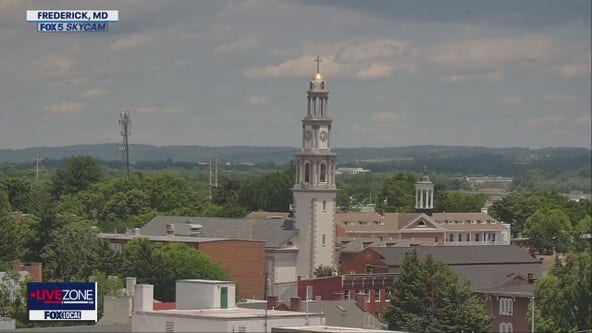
[292,56,338,278]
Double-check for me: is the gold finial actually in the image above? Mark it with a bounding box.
[314,56,322,73]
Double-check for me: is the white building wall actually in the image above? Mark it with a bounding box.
[293,191,336,279]
[274,252,297,284]
[132,312,323,333]
[176,280,236,310]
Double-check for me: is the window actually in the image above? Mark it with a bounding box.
[165,321,174,333]
[364,289,370,302]
[492,233,496,242]
[374,221,384,226]
[344,290,350,300]
[238,326,247,333]
[345,221,353,226]
[466,233,470,242]
[418,221,426,227]
[499,297,514,316]
[365,264,373,274]
[475,233,480,242]
[304,163,311,183]
[320,163,327,183]
[457,233,462,242]
[322,234,326,246]
[359,221,369,226]
[374,289,381,302]
[322,201,327,211]
[448,233,454,242]
[499,322,513,333]
[386,289,393,300]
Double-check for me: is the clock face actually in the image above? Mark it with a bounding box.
[320,130,328,142]
[305,130,312,141]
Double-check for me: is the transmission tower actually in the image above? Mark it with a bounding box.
[27,151,47,181]
[119,110,131,177]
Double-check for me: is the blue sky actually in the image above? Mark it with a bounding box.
[0,0,590,149]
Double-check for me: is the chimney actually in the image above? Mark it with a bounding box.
[126,277,137,296]
[355,292,367,312]
[290,297,303,311]
[28,263,43,282]
[133,284,154,312]
[267,296,279,310]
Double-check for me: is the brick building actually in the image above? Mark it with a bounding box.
[99,233,265,299]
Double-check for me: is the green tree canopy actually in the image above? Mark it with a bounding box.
[385,251,490,332]
[529,252,591,332]
[122,238,227,301]
[0,190,26,265]
[524,208,572,254]
[51,156,104,198]
[377,173,416,213]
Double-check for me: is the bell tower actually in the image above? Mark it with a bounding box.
[292,56,338,278]
[415,165,434,216]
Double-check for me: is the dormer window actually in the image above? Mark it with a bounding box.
[359,221,369,226]
[374,221,384,226]
[345,221,353,226]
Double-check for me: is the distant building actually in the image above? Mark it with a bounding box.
[336,168,370,175]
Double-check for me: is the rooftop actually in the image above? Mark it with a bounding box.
[137,307,324,320]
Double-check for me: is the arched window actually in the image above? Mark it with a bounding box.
[321,81,325,90]
[304,163,311,183]
[320,163,327,183]
[322,234,326,246]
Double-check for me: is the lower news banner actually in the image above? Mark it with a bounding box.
[28,282,97,321]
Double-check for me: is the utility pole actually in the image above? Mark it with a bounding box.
[208,158,212,201]
[27,151,46,181]
[531,296,535,333]
[119,110,131,177]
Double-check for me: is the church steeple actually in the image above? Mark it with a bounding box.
[292,56,338,278]
[415,165,434,215]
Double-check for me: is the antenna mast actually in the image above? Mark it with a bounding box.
[28,151,47,181]
[119,110,132,177]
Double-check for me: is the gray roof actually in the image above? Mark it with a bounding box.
[450,264,541,290]
[141,216,298,248]
[372,245,541,267]
[306,300,383,330]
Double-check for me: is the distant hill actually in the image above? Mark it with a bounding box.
[1,144,590,176]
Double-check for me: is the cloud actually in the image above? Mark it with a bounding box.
[214,36,259,54]
[371,112,403,123]
[173,59,193,70]
[135,106,188,116]
[441,69,504,83]
[110,34,153,51]
[82,88,109,99]
[544,95,581,103]
[243,95,269,106]
[576,114,591,125]
[525,114,565,127]
[499,96,525,106]
[24,56,76,78]
[335,39,417,62]
[43,101,87,116]
[551,63,591,78]
[245,39,418,80]
[429,34,552,71]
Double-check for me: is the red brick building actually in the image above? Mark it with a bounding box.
[98,233,265,300]
[296,273,397,315]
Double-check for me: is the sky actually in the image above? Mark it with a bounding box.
[0,0,590,149]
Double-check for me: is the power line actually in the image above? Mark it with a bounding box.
[27,151,47,181]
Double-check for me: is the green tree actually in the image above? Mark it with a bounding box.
[0,178,32,213]
[51,156,104,198]
[573,215,592,252]
[529,252,591,332]
[122,238,227,301]
[0,271,32,327]
[524,208,572,254]
[314,265,335,277]
[434,191,486,213]
[0,190,26,264]
[490,192,568,236]
[40,221,101,282]
[385,251,490,332]
[377,173,416,213]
